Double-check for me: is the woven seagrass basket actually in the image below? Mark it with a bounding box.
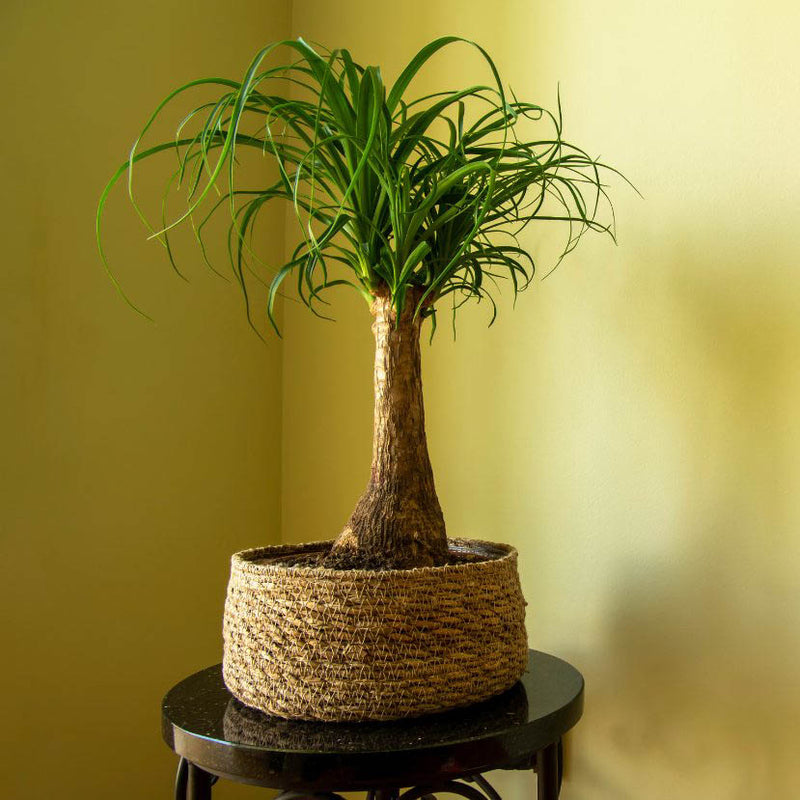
[222,538,528,722]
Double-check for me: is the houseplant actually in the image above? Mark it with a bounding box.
[97,37,619,721]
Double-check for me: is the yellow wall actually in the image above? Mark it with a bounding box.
[1,2,289,798]
[284,2,800,798]
[3,2,799,799]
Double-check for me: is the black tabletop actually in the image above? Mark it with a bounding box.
[162,650,584,791]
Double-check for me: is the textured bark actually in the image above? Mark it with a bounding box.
[326,287,448,570]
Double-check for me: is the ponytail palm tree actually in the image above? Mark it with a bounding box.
[97,37,620,570]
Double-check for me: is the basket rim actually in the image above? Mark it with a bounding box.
[230,537,518,580]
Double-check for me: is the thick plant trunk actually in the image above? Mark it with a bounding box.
[326,287,448,570]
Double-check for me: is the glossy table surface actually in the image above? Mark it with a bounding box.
[162,649,584,791]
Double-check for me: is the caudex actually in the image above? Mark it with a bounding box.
[97,37,624,570]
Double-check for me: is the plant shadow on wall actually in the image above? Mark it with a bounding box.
[541,239,799,800]
[424,231,799,797]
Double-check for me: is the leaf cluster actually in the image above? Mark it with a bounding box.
[97,37,624,334]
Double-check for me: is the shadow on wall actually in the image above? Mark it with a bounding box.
[427,228,800,800]
[576,548,797,799]
[566,237,800,800]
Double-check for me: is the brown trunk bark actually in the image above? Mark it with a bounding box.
[326,287,448,570]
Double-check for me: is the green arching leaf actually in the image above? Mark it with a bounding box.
[396,240,431,288]
[147,40,299,238]
[159,167,189,282]
[97,137,210,317]
[386,36,504,115]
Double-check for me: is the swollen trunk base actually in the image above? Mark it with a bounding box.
[328,288,448,570]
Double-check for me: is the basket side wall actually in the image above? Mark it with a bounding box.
[222,541,528,721]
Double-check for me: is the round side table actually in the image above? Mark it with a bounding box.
[162,649,584,800]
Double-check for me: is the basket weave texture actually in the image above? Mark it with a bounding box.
[222,538,528,722]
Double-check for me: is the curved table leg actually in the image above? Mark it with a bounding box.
[188,762,215,800]
[175,758,215,800]
[174,747,564,800]
[175,757,188,800]
[469,774,502,800]
[535,741,561,800]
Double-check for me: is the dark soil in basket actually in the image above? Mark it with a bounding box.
[264,547,492,571]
